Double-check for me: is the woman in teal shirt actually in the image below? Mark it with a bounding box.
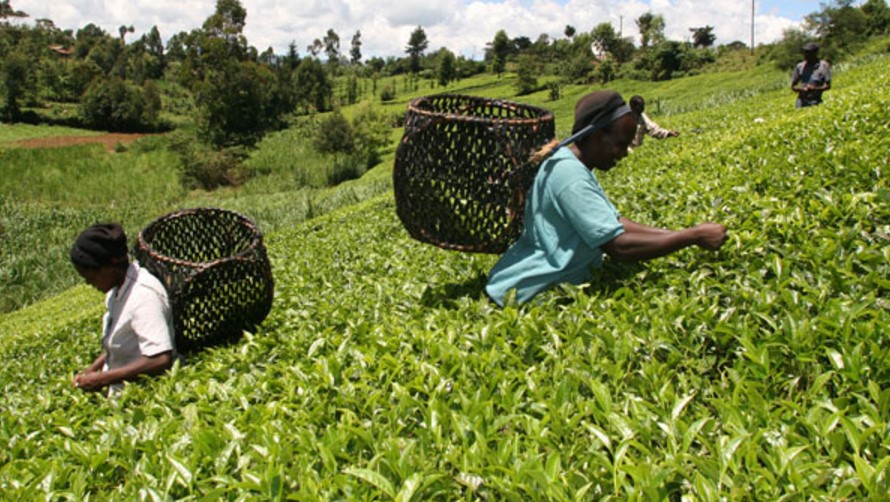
[486,91,728,306]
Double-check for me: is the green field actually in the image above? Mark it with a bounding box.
[0,51,888,498]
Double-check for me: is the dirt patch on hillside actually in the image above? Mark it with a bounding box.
[15,133,153,152]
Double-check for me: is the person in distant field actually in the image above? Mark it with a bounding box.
[484,90,728,307]
[791,42,831,108]
[628,95,679,150]
[70,223,177,396]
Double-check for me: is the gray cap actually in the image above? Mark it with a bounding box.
[802,42,819,52]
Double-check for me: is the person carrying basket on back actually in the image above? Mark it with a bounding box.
[485,90,728,306]
[70,223,178,396]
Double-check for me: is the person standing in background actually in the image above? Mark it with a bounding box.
[791,42,832,108]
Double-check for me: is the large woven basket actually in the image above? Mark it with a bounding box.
[134,208,274,352]
[394,94,555,253]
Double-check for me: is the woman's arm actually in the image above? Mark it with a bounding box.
[86,352,107,373]
[602,218,727,262]
[73,351,173,392]
[618,217,671,235]
[643,114,678,139]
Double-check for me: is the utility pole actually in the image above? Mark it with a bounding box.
[619,15,623,37]
[751,0,755,54]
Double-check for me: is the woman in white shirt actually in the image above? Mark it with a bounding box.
[628,95,679,150]
[70,223,177,395]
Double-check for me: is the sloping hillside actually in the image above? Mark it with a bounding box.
[1,54,888,498]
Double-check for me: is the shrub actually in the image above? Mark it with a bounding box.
[515,55,541,95]
[547,82,561,101]
[380,83,396,102]
[351,104,391,168]
[168,132,251,190]
[314,110,355,155]
[80,77,158,132]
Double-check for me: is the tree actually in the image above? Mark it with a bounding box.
[202,0,249,61]
[323,28,340,65]
[721,40,749,51]
[513,36,532,52]
[284,40,300,69]
[770,28,812,69]
[190,0,288,146]
[80,77,157,131]
[636,12,665,49]
[490,29,510,77]
[74,23,111,59]
[1,49,31,122]
[405,26,429,73]
[0,0,27,24]
[292,57,331,113]
[118,24,134,45]
[805,0,869,54]
[315,110,354,155]
[307,38,323,58]
[861,0,890,35]
[166,31,187,61]
[530,33,551,60]
[138,26,166,79]
[350,104,390,167]
[350,30,362,64]
[436,48,457,86]
[564,25,576,39]
[515,54,540,95]
[639,40,684,80]
[590,23,636,63]
[195,60,277,147]
[690,26,716,48]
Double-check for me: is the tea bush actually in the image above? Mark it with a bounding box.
[0,54,887,499]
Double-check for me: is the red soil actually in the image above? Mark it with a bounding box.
[14,133,152,152]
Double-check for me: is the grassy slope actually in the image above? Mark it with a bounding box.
[1,54,888,498]
[0,123,102,144]
[0,62,779,313]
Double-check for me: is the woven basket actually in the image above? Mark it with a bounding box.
[134,208,274,352]
[393,94,555,253]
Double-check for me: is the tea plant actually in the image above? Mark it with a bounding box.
[0,53,888,499]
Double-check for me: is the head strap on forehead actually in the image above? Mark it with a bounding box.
[557,91,631,148]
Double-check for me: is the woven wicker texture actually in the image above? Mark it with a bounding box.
[394,94,555,253]
[134,208,274,352]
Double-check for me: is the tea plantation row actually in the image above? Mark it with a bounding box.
[0,54,888,499]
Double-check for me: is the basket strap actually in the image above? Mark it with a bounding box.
[557,103,632,148]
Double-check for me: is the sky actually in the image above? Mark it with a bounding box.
[11,0,824,60]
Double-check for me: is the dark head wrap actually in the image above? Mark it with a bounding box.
[571,90,632,135]
[70,223,129,268]
[531,90,633,163]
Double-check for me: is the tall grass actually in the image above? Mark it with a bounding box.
[0,123,101,144]
[0,143,183,205]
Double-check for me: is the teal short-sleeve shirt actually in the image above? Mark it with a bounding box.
[485,147,625,306]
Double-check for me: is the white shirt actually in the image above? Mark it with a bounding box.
[102,262,175,394]
[631,112,674,148]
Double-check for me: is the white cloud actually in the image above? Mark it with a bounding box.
[12,0,801,59]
